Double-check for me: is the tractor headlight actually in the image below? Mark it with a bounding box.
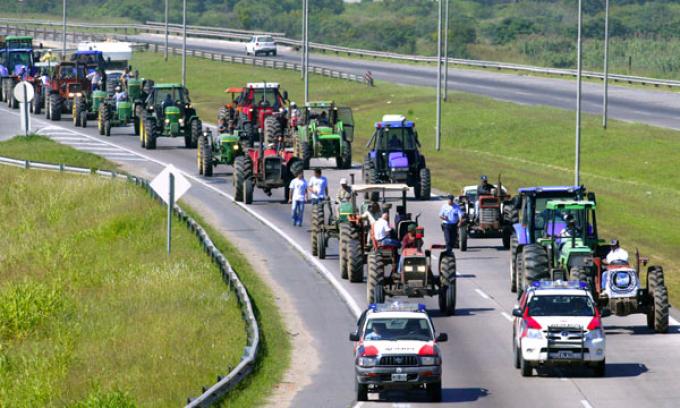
[76,92,82,97]
[164,119,170,124]
[68,92,74,97]
[179,118,185,126]
[417,265,427,273]
[404,266,413,272]
[249,108,254,112]
[232,144,239,150]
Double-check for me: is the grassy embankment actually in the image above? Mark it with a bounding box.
[0,136,289,407]
[131,50,680,302]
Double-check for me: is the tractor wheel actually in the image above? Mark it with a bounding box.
[7,78,18,109]
[31,86,42,114]
[0,79,5,102]
[647,266,665,294]
[520,354,532,377]
[233,155,253,203]
[243,122,256,147]
[49,94,61,121]
[289,159,304,180]
[504,203,519,225]
[510,234,518,293]
[104,120,111,136]
[502,226,512,250]
[427,381,442,403]
[516,251,526,298]
[80,110,88,128]
[522,244,550,286]
[73,97,82,127]
[201,135,213,176]
[348,239,364,283]
[367,164,380,202]
[417,167,431,200]
[144,117,157,149]
[264,116,282,145]
[301,141,312,170]
[134,105,143,136]
[459,225,468,252]
[45,94,52,120]
[185,119,201,148]
[367,253,384,304]
[438,254,457,316]
[98,109,105,136]
[311,204,323,256]
[339,223,349,279]
[337,140,352,169]
[593,360,606,377]
[139,116,146,148]
[651,284,669,333]
[317,231,326,259]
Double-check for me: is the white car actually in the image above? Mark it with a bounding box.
[245,35,277,57]
[349,302,448,402]
[512,281,606,377]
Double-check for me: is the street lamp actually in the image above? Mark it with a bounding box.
[435,0,443,151]
[602,0,610,129]
[575,0,583,185]
[443,0,450,101]
[164,0,169,61]
[182,0,187,87]
[303,0,309,104]
[62,0,67,57]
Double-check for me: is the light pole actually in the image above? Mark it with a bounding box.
[62,0,67,57]
[602,0,610,129]
[575,0,583,185]
[443,0,450,101]
[435,0,443,151]
[182,0,187,87]
[303,0,309,103]
[164,0,169,61]
[300,0,305,79]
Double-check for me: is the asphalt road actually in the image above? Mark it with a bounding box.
[131,34,680,130]
[5,104,680,408]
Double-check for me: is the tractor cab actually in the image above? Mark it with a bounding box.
[149,83,188,121]
[237,82,287,122]
[51,62,89,98]
[0,36,35,78]
[71,50,105,74]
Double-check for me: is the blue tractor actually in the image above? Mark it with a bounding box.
[0,36,38,109]
[508,185,595,294]
[362,115,431,200]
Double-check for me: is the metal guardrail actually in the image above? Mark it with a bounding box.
[0,25,371,85]
[0,155,259,407]
[4,18,680,88]
[144,20,284,37]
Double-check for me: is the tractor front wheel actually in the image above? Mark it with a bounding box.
[417,167,431,200]
[311,204,323,256]
[510,234,518,292]
[233,155,253,203]
[144,117,157,149]
[317,231,326,259]
[367,253,384,304]
[522,244,550,286]
[104,120,111,136]
[49,94,61,121]
[438,254,457,316]
[348,239,364,283]
[301,141,312,170]
[186,119,201,148]
[199,134,213,176]
[459,225,468,252]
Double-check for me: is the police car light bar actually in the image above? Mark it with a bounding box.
[369,302,427,313]
[531,280,588,290]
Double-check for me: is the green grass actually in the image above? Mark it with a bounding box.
[0,135,118,171]
[131,50,680,302]
[0,138,248,406]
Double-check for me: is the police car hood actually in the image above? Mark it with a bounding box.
[364,339,434,355]
[531,316,594,330]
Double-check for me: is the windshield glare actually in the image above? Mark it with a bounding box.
[527,295,594,317]
[364,318,433,341]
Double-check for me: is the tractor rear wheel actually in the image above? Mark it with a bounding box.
[73,97,83,127]
[233,155,253,203]
[264,116,282,145]
[510,234,518,292]
[104,120,111,136]
[7,78,18,109]
[317,231,326,259]
[438,254,457,316]
[367,253,384,304]
[200,134,213,176]
[31,86,42,114]
[650,283,669,333]
[502,226,512,250]
[367,164,380,202]
[311,204,323,256]
[459,225,468,252]
[144,117,157,149]
[516,251,526,297]
[522,244,550,286]
[339,224,349,279]
[98,107,105,136]
[301,141,312,170]
[134,105,143,136]
[186,119,201,148]
[348,239,364,283]
[337,140,352,169]
[647,266,665,293]
[49,94,61,121]
[417,167,431,200]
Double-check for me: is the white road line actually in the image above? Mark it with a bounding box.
[501,312,513,322]
[75,147,125,152]
[669,317,680,332]
[353,402,364,408]
[475,288,491,300]
[580,400,594,408]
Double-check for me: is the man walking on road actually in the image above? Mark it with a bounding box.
[440,194,464,256]
[289,171,307,227]
[308,168,328,205]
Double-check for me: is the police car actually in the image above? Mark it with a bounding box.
[512,281,606,377]
[349,302,448,402]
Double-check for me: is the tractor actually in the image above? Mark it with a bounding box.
[45,62,90,123]
[508,186,590,294]
[457,181,513,251]
[225,83,290,147]
[525,199,670,333]
[231,128,303,204]
[97,94,133,136]
[362,115,431,200]
[127,77,154,136]
[140,83,202,149]
[293,101,354,170]
[0,36,43,112]
[196,128,245,177]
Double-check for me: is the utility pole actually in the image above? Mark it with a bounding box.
[164,0,169,61]
[62,0,67,57]
[443,0,450,101]
[575,0,583,185]
[435,0,443,151]
[300,0,305,79]
[182,0,187,87]
[602,0,610,129]
[303,0,309,103]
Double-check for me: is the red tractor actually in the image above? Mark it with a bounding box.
[45,62,91,123]
[232,129,303,204]
[227,82,290,147]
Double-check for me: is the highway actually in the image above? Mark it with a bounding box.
[129,33,680,130]
[4,104,680,408]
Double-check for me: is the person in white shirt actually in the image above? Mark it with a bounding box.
[374,211,400,247]
[605,239,629,264]
[336,178,352,203]
[307,168,328,205]
[288,171,307,227]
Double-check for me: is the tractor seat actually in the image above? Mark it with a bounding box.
[370,225,399,250]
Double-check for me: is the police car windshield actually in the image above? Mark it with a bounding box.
[364,317,432,341]
[527,295,595,317]
[377,127,417,150]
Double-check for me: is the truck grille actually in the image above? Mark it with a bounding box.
[379,355,418,366]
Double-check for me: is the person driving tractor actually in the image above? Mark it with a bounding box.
[397,223,419,275]
[475,175,496,221]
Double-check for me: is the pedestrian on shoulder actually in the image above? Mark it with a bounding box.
[308,168,328,205]
[288,171,307,227]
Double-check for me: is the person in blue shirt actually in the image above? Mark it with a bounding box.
[439,194,465,256]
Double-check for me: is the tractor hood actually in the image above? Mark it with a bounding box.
[165,106,181,119]
[220,134,240,144]
[388,152,409,169]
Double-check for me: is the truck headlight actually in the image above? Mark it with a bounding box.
[526,329,543,340]
[586,329,604,342]
[420,356,441,366]
[357,357,377,367]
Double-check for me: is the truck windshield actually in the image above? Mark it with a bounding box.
[377,127,417,150]
[364,318,433,341]
[527,295,595,317]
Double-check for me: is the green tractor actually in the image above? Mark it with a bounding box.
[294,101,354,170]
[72,89,107,128]
[127,77,154,136]
[140,83,202,150]
[97,96,133,136]
[197,128,245,176]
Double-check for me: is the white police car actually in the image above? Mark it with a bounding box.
[512,281,606,377]
[349,302,448,402]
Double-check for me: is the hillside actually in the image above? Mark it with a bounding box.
[4,0,680,78]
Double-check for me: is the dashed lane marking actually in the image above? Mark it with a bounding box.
[501,312,513,322]
[581,400,594,408]
[475,288,491,300]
